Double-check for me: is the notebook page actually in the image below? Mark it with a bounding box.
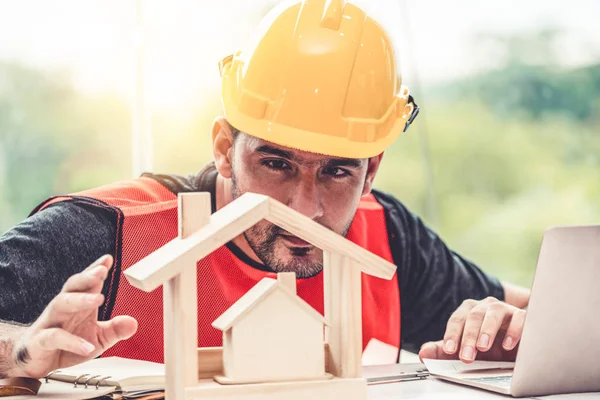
[47,356,165,389]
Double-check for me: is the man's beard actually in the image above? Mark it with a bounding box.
[244,223,323,278]
[232,171,353,278]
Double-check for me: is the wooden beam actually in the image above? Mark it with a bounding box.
[163,193,209,399]
[197,347,224,379]
[178,192,210,239]
[266,198,395,280]
[184,377,367,400]
[277,272,297,293]
[124,193,270,292]
[196,344,332,379]
[323,252,362,378]
[164,270,197,399]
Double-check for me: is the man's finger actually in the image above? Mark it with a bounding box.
[476,302,511,352]
[49,292,105,314]
[458,303,492,363]
[96,316,138,351]
[62,266,107,294]
[83,254,113,273]
[502,309,527,351]
[443,299,478,355]
[36,328,96,357]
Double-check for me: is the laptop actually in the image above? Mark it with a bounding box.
[424,225,600,397]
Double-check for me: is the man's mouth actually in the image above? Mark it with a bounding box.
[279,234,312,247]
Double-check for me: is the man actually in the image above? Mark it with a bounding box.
[0,0,529,380]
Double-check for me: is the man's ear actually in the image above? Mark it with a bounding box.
[212,117,234,179]
[362,152,384,196]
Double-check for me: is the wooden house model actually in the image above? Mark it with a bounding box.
[123,192,396,400]
[212,272,327,384]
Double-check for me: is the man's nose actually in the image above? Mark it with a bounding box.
[287,180,324,221]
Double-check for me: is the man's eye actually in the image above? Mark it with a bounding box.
[323,167,349,178]
[262,160,290,170]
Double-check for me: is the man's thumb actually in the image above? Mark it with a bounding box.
[418,341,441,362]
[97,316,138,350]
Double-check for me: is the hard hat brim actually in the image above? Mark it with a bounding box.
[223,100,407,159]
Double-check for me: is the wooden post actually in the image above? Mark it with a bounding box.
[164,193,211,399]
[323,251,362,378]
[178,192,211,239]
[277,272,297,293]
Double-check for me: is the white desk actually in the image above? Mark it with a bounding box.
[369,376,509,399]
[366,363,600,400]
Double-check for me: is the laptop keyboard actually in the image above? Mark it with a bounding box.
[466,375,513,388]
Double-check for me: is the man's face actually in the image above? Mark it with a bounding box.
[230,133,370,278]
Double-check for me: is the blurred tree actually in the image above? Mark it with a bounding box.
[388,27,600,286]
[443,28,600,121]
[0,62,130,232]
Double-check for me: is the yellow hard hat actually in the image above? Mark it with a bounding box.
[219,0,419,159]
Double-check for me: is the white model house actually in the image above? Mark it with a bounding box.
[123,192,396,400]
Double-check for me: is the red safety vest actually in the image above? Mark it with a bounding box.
[35,176,400,364]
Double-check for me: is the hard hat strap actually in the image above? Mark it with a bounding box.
[403,95,420,133]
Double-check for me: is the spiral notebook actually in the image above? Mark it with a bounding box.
[9,356,165,400]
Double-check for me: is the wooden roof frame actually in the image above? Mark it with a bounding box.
[125,193,395,292]
[123,192,396,399]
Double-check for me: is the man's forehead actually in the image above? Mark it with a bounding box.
[245,136,363,165]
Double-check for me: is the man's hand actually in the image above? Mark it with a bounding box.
[419,297,525,363]
[6,255,137,379]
